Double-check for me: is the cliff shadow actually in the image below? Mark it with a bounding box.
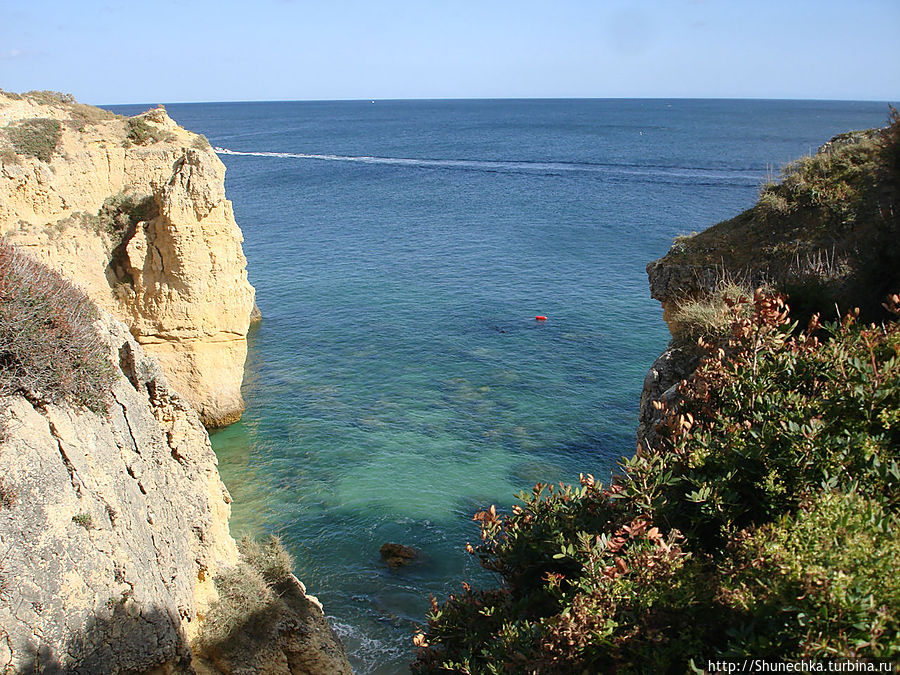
[14,603,190,674]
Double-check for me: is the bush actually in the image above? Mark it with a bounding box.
[237,535,293,585]
[755,127,884,229]
[637,291,900,547]
[124,116,175,146]
[412,292,900,672]
[94,192,156,245]
[191,134,211,150]
[756,186,791,219]
[72,513,93,530]
[201,562,275,650]
[723,490,900,659]
[199,535,295,653]
[0,240,113,412]
[0,148,21,166]
[5,118,62,162]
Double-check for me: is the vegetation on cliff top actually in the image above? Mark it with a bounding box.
[5,118,62,163]
[124,116,176,146]
[412,291,900,672]
[0,89,121,130]
[0,240,113,412]
[662,109,899,324]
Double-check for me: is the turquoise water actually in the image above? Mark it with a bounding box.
[115,99,890,673]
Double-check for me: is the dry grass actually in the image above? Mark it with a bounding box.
[238,535,293,585]
[670,276,757,341]
[198,535,295,653]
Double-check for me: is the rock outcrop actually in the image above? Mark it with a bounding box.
[0,91,254,427]
[0,310,351,674]
[646,123,899,333]
[640,119,899,445]
[635,345,701,452]
[380,542,419,568]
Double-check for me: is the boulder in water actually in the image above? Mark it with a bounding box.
[380,543,418,568]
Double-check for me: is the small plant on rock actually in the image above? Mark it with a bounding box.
[124,116,175,146]
[72,513,93,530]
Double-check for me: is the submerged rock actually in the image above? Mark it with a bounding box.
[380,543,418,568]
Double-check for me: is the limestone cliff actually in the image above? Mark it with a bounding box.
[0,93,351,673]
[0,308,351,674]
[639,117,899,446]
[0,91,254,427]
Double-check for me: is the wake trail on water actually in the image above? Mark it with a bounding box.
[214,146,763,184]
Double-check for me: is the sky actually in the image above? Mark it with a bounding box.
[1,0,898,105]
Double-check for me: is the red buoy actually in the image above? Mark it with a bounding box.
[535,315,548,321]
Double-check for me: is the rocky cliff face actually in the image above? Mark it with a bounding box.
[0,92,351,674]
[0,92,254,427]
[0,310,351,674]
[639,119,899,446]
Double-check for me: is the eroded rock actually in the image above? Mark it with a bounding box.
[0,92,255,427]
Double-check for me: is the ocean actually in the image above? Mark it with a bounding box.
[111,98,890,673]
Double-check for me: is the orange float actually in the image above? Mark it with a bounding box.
[535,315,548,321]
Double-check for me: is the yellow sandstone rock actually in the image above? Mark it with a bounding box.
[0,91,254,427]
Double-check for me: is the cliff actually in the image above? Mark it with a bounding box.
[0,242,351,673]
[639,115,900,447]
[0,93,352,673]
[0,90,254,427]
[647,118,900,332]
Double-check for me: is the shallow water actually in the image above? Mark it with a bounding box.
[111,98,889,673]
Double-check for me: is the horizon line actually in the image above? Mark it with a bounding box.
[97,95,898,108]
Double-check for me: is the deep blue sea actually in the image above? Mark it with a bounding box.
[111,98,890,673]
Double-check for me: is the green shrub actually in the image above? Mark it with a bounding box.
[636,292,900,547]
[124,116,175,146]
[5,118,62,162]
[413,292,900,672]
[96,192,156,243]
[0,240,114,412]
[723,490,900,659]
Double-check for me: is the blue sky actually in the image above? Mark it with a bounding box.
[2,0,898,104]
